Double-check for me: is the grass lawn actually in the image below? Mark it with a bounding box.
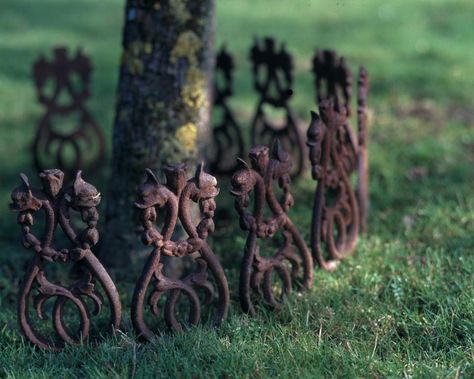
[0,0,473,377]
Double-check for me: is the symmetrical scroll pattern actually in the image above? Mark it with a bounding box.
[9,169,121,351]
[132,164,229,340]
[209,47,245,175]
[231,141,313,315]
[32,47,105,175]
[250,38,305,179]
[308,49,370,269]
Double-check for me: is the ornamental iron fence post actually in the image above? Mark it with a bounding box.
[249,38,306,179]
[32,47,105,176]
[230,141,313,315]
[131,164,229,340]
[10,169,121,351]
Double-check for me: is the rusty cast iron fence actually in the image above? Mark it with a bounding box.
[209,41,370,191]
[10,44,369,350]
[309,50,370,269]
[230,141,313,314]
[249,38,306,179]
[208,47,245,176]
[209,38,307,180]
[131,164,230,340]
[9,169,121,351]
[32,47,105,176]
[231,49,370,312]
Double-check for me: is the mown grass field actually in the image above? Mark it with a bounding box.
[0,0,473,377]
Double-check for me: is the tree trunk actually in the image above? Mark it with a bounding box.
[102,0,215,267]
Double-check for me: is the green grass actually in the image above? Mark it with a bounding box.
[1,0,473,377]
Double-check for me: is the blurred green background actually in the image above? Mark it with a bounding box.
[0,0,473,377]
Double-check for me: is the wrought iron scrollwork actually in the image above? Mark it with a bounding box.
[230,141,313,315]
[32,47,105,175]
[308,49,370,269]
[132,164,229,340]
[249,38,306,179]
[9,169,121,351]
[209,47,245,175]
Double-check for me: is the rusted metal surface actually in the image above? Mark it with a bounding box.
[249,38,306,179]
[9,169,121,351]
[32,47,105,175]
[132,164,229,340]
[308,49,370,268]
[312,49,353,117]
[230,141,313,315]
[209,47,245,176]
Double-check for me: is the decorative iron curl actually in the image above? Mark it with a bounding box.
[10,169,121,351]
[132,164,229,340]
[249,38,306,179]
[209,47,245,176]
[308,49,370,269]
[32,47,105,175]
[231,141,313,315]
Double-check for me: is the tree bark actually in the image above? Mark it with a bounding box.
[102,0,215,267]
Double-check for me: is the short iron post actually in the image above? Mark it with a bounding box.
[230,141,313,315]
[249,38,306,179]
[10,169,121,351]
[131,164,229,340]
[209,47,245,176]
[308,49,370,267]
[32,47,105,175]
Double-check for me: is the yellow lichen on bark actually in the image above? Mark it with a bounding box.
[175,123,198,151]
[170,31,202,65]
[181,67,207,111]
[170,0,191,24]
[122,40,144,75]
[167,2,211,155]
